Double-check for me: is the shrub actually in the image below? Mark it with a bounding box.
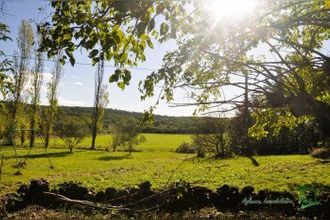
[111,119,144,154]
[54,116,89,152]
[193,133,234,158]
[310,147,330,159]
[175,142,196,154]
[192,118,235,158]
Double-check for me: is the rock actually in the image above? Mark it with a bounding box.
[56,181,89,200]
[0,197,7,218]
[241,186,254,197]
[138,181,152,193]
[27,179,50,204]
[191,186,213,209]
[214,185,240,211]
[112,189,129,206]
[5,193,26,213]
[17,184,29,198]
[104,187,117,201]
[318,190,330,219]
[95,191,105,202]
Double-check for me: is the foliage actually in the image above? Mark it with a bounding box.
[44,53,63,148]
[0,22,12,98]
[60,105,213,134]
[247,107,323,155]
[7,20,34,145]
[28,36,44,147]
[139,0,330,140]
[193,133,233,158]
[175,142,196,154]
[10,20,34,114]
[38,0,189,89]
[54,116,89,152]
[91,60,109,150]
[111,119,145,154]
[192,118,233,158]
[0,104,10,144]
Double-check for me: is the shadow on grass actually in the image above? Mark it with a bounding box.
[248,156,260,166]
[5,151,72,159]
[97,154,132,161]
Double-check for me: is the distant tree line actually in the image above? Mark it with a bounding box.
[58,106,215,134]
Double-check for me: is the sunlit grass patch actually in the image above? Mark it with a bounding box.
[0,142,328,196]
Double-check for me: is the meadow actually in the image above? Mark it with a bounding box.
[0,133,329,196]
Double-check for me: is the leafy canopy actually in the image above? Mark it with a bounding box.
[0,22,12,98]
[38,0,189,89]
[139,0,330,137]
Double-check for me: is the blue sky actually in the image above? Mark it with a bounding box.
[1,0,197,116]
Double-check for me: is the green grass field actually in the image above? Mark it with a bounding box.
[0,133,329,195]
[34,133,192,152]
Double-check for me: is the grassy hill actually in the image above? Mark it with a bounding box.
[58,105,221,134]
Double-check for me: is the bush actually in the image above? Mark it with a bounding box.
[175,142,196,154]
[54,116,89,152]
[310,148,330,159]
[111,119,144,154]
[193,133,234,158]
[192,118,235,158]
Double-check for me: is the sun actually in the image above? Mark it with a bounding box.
[205,0,257,20]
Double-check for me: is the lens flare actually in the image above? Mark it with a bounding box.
[205,0,257,20]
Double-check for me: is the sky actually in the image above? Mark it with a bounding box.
[0,0,198,116]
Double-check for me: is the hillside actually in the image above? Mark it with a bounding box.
[58,106,211,134]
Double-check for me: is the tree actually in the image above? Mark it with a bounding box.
[91,58,109,150]
[9,20,34,144]
[54,116,89,153]
[44,53,63,148]
[36,0,191,149]
[0,22,12,99]
[192,118,233,158]
[139,0,330,140]
[111,119,144,155]
[37,0,189,109]
[0,22,12,145]
[29,36,44,147]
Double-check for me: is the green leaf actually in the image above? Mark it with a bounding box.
[123,69,131,84]
[147,18,155,32]
[65,49,75,66]
[137,22,147,36]
[117,81,126,90]
[109,69,121,82]
[88,49,98,58]
[160,22,169,36]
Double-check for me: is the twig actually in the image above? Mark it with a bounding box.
[162,155,196,189]
[43,191,162,213]
[42,191,130,211]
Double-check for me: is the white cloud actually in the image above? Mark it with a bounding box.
[73,81,84,86]
[58,96,87,106]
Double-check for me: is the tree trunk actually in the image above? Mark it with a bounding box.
[243,72,253,156]
[45,110,53,148]
[90,106,99,150]
[20,127,25,146]
[29,104,36,147]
